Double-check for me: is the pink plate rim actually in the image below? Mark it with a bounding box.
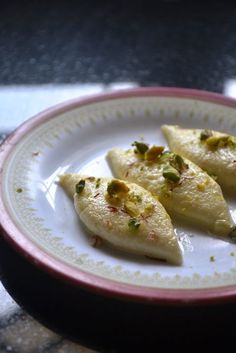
[1,86,236,306]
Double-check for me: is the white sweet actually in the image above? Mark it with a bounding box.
[59,174,183,265]
[107,147,234,237]
[162,125,236,192]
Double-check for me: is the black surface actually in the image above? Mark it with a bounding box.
[0,0,236,92]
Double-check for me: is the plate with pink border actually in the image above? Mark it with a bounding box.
[1,87,236,305]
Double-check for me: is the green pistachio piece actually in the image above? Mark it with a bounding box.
[206,135,229,147]
[172,154,188,172]
[159,150,172,163]
[200,130,236,149]
[144,146,165,161]
[96,178,101,188]
[107,179,129,197]
[200,129,213,141]
[132,141,149,154]
[128,218,141,230]
[75,180,86,194]
[163,166,180,183]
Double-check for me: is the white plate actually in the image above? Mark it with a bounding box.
[1,88,236,303]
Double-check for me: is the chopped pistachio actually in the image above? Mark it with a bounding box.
[210,256,215,262]
[16,188,23,193]
[75,180,85,194]
[163,166,180,183]
[144,146,164,161]
[132,141,149,154]
[201,130,236,149]
[205,135,229,147]
[159,150,172,162]
[230,251,235,257]
[135,194,142,202]
[128,218,141,230]
[173,154,189,172]
[107,179,129,198]
[200,129,213,140]
[96,178,101,188]
[124,200,140,217]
